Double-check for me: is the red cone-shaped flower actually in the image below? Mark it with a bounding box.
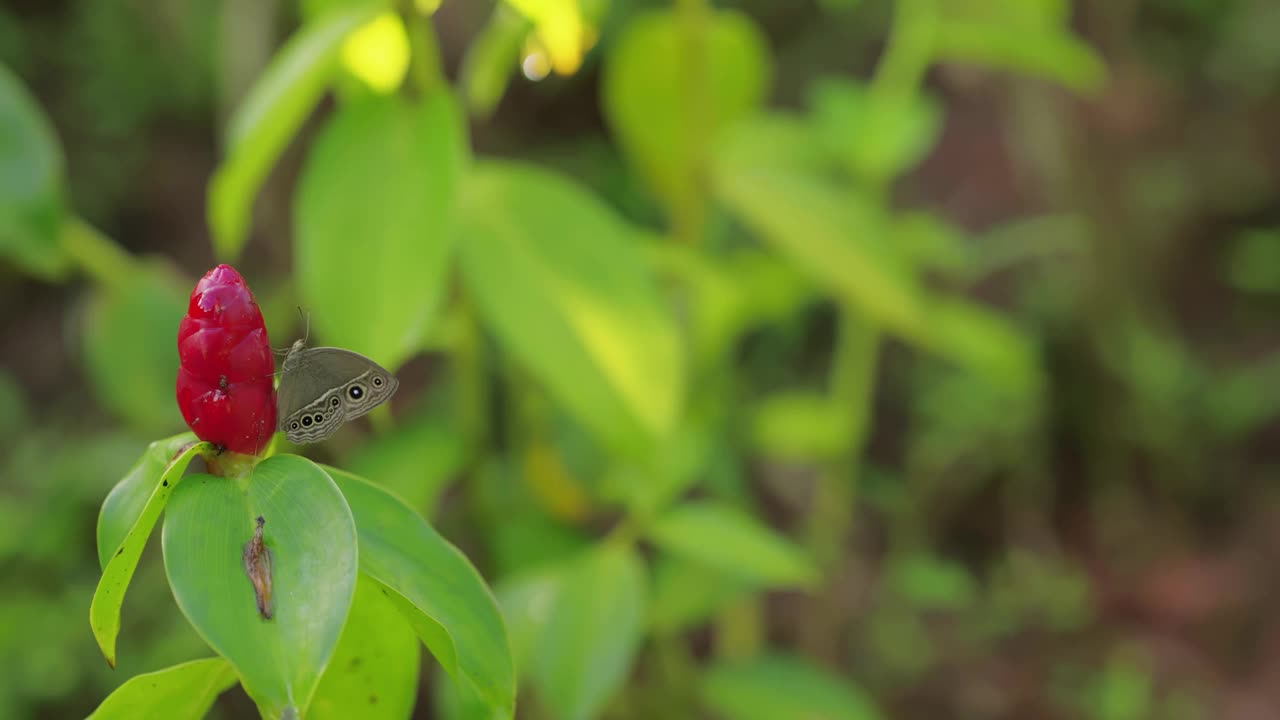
[176,264,277,454]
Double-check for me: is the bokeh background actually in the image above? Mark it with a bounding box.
[2,0,1280,718]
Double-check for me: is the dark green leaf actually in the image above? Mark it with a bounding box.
[0,62,66,278]
[602,8,771,212]
[327,466,516,719]
[91,440,211,667]
[295,91,464,370]
[648,553,751,633]
[702,654,881,720]
[162,455,358,719]
[457,162,683,452]
[88,657,237,720]
[532,544,646,720]
[647,501,818,587]
[208,6,376,260]
[309,574,422,720]
[809,78,941,183]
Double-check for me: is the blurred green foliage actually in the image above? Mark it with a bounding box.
[1,0,1278,718]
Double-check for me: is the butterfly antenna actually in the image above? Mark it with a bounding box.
[296,306,311,346]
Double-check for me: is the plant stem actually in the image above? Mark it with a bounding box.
[871,0,937,101]
[403,2,443,96]
[60,217,138,291]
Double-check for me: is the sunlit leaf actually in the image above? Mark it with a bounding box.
[341,11,410,93]
[0,62,66,279]
[602,8,770,215]
[208,6,376,260]
[503,0,586,75]
[90,440,210,668]
[295,90,464,371]
[87,657,237,720]
[309,574,422,720]
[532,544,645,720]
[648,501,818,587]
[712,138,928,338]
[82,262,189,435]
[457,161,683,452]
[162,455,358,719]
[702,654,882,720]
[326,467,516,719]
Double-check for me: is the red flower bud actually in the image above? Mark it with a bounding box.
[176,265,277,455]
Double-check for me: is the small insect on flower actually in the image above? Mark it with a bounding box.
[243,515,273,620]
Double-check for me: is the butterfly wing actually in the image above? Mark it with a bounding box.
[277,347,398,441]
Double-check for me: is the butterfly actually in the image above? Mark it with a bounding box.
[276,338,399,444]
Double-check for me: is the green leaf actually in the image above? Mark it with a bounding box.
[208,5,376,260]
[809,77,942,183]
[295,90,464,370]
[309,574,422,720]
[493,567,564,676]
[162,455,358,719]
[934,21,1106,93]
[602,8,770,213]
[647,501,818,588]
[90,440,210,668]
[346,409,466,517]
[532,544,646,720]
[751,391,851,461]
[96,433,198,570]
[457,162,684,452]
[87,657,238,720]
[461,6,529,118]
[702,655,881,720]
[326,466,516,719]
[648,553,751,633]
[712,137,928,340]
[0,62,66,279]
[81,263,189,435]
[928,299,1041,397]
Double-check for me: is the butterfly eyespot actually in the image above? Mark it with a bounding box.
[331,396,340,407]
[291,422,298,430]
[301,416,312,427]
[372,377,383,387]
[314,414,323,423]
[349,385,364,399]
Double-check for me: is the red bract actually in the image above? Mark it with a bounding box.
[176,264,277,455]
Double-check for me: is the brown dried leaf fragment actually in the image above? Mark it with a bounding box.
[243,515,274,619]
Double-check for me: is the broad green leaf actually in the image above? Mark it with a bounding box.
[326,467,516,719]
[702,655,881,720]
[493,567,564,676]
[887,553,977,611]
[90,440,210,667]
[295,90,464,370]
[461,5,528,118]
[88,657,237,720]
[0,62,66,278]
[752,391,851,461]
[602,8,770,213]
[532,544,645,720]
[340,11,410,93]
[81,262,189,435]
[712,134,928,340]
[647,501,818,587]
[928,299,1041,396]
[648,553,751,633]
[309,574,421,720]
[809,77,941,183]
[346,409,465,517]
[457,162,682,451]
[934,22,1106,93]
[208,6,376,260]
[162,455,358,719]
[97,433,198,569]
